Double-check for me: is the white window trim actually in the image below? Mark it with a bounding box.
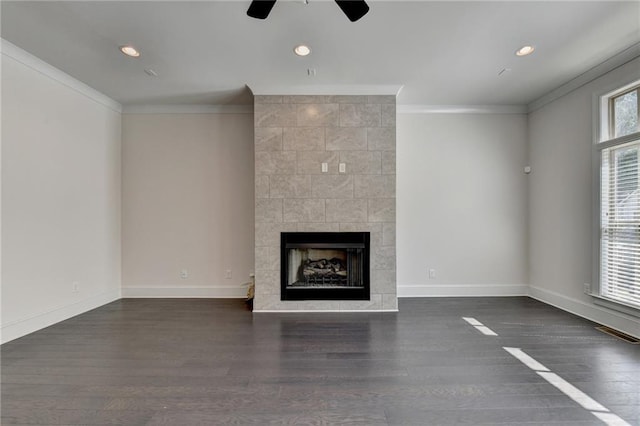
[597,79,640,142]
[592,293,640,317]
[591,77,640,317]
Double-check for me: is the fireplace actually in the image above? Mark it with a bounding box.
[281,232,370,301]
[253,93,397,312]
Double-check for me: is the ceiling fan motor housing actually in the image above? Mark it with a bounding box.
[247,0,369,22]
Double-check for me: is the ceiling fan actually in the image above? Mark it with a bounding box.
[247,0,369,22]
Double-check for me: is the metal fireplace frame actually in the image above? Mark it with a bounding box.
[280,232,370,301]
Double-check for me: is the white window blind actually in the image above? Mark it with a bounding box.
[597,81,640,311]
[600,140,640,308]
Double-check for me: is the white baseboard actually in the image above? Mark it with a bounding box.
[528,285,640,339]
[1,288,121,344]
[253,309,399,313]
[121,286,247,298]
[5,284,635,343]
[398,283,528,298]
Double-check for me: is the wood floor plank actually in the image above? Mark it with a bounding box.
[383,406,600,425]
[146,410,389,426]
[2,297,638,425]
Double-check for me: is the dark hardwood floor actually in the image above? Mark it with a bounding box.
[1,297,638,425]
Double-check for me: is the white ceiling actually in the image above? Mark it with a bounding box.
[2,1,639,107]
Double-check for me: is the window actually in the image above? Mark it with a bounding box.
[610,87,639,138]
[597,81,640,310]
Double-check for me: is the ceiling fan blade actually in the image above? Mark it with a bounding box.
[335,0,369,22]
[247,0,277,19]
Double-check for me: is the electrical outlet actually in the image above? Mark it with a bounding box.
[583,283,591,294]
[180,269,189,279]
[429,269,436,279]
[225,269,233,279]
[72,281,79,293]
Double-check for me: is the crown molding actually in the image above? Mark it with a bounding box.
[528,42,640,113]
[126,103,525,115]
[1,39,122,113]
[122,104,253,114]
[397,104,527,114]
[248,84,403,96]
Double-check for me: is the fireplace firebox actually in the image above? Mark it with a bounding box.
[281,232,370,301]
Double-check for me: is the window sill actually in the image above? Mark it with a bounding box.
[590,294,640,318]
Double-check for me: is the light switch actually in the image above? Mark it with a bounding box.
[322,162,328,173]
[339,163,346,173]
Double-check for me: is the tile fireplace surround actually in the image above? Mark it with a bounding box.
[253,94,397,312]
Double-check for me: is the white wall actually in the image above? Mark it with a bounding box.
[1,43,122,343]
[4,38,638,341]
[528,56,640,338]
[121,113,254,297]
[397,112,529,296]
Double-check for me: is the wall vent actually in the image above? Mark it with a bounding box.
[595,326,640,344]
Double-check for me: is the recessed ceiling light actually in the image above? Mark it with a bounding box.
[119,45,141,58]
[294,45,311,57]
[515,45,535,57]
